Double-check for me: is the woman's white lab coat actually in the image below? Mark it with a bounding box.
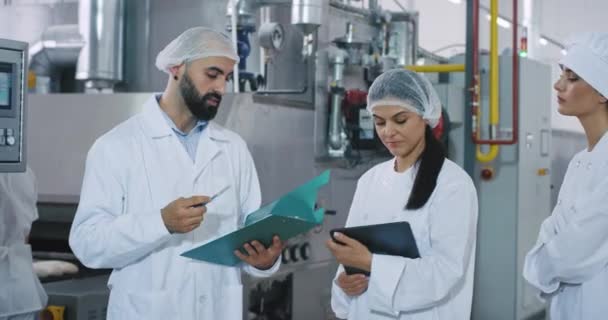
[0,168,47,318]
[331,159,478,320]
[524,133,608,320]
[69,95,279,320]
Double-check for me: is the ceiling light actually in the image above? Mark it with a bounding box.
[486,14,512,29]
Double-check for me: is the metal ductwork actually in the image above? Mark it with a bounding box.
[29,24,85,77]
[291,0,322,35]
[76,0,125,90]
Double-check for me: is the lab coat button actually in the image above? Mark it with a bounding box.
[199,295,207,303]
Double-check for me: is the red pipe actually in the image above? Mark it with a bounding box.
[471,0,519,145]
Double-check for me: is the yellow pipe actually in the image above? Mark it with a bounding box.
[476,145,499,163]
[476,0,500,163]
[405,64,465,73]
[490,0,499,126]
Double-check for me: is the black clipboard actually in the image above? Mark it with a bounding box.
[330,221,420,276]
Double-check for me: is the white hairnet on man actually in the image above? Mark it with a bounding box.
[155,26,240,74]
[367,69,442,128]
[0,168,47,320]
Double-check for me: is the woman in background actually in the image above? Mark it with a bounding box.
[524,32,608,320]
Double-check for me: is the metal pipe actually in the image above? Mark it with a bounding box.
[489,0,499,128]
[382,23,389,55]
[474,0,499,163]
[231,0,240,93]
[291,0,322,35]
[390,11,419,68]
[409,13,419,65]
[328,93,344,149]
[471,0,519,164]
[76,0,125,90]
[406,64,465,73]
[475,0,501,162]
[328,50,347,150]
[463,0,475,174]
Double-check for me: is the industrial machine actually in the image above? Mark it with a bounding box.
[3,0,555,319]
[0,38,27,172]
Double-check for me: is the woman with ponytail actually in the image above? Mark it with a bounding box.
[326,69,478,320]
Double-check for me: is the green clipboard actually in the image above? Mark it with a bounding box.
[181,170,331,266]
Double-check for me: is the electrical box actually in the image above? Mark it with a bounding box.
[0,38,27,172]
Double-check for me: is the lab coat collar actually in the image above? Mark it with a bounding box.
[141,94,229,142]
[592,130,608,153]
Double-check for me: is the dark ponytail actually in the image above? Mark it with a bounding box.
[405,125,446,210]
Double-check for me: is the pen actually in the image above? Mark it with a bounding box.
[192,185,231,208]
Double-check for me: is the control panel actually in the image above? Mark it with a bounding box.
[0,39,27,172]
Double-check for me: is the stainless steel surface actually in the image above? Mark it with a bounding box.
[0,38,27,172]
[28,24,84,77]
[390,12,418,67]
[122,0,151,92]
[227,0,258,30]
[327,0,373,18]
[256,4,315,105]
[76,0,124,88]
[328,50,346,153]
[258,22,285,51]
[291,0,323,35]
[328,93,344,151]
[26,93,150,202]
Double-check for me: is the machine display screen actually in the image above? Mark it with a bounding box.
[0,62,12,110]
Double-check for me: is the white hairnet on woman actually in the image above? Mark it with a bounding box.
[0,168,48,320]
[155,26,239,74]
[366,68,442,128]
[327,68,478,319]
[524,32,608,320]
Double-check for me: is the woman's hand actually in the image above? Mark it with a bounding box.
[335,271,369,296]
[325,232,372,272]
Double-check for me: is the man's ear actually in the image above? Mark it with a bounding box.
[170,65,182,81]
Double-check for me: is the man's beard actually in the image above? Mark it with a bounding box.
[179,73,222,121]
